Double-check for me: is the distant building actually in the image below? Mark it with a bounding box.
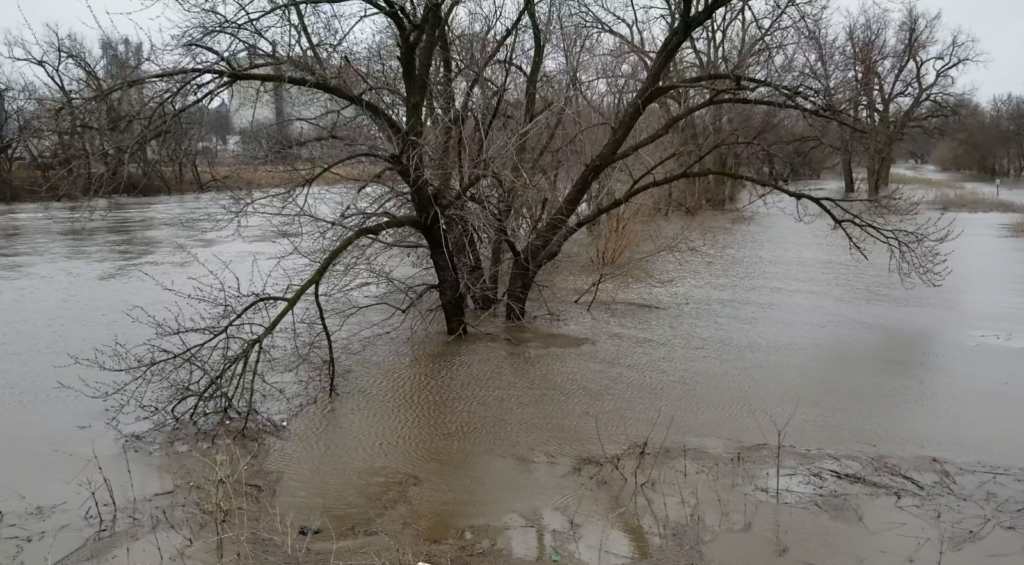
[100,38,144,82]
[225,75,357,140]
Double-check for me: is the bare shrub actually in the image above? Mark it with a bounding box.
[575,204,650,309]
[670,177,744,213]
[575,200,696,309]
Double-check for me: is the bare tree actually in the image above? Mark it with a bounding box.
[791,0,859,192]
[841,1,979,196]
[70,0,961,433]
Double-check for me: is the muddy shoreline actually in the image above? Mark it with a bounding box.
[26,422,1024,565]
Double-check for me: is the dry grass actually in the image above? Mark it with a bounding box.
[889,172,965,190]
[929,190,1024,213]
[204,161,389,190]
[44,436,500,565]
[36,424,1024,565]
[1009,216,1024,236]
[169,439,516,565]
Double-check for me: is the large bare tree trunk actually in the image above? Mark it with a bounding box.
[452,224,491,311]
[482,232,502,310]
[842,154,855,194]
[866,148,893,197]
[398,158,468,335]
[480,198,511,312]
[421,220,468,335]
[0,166,11,203]
[866,165,880,197]
[879,150,893,187]
[865,141,890,197]
[505,258,535,322]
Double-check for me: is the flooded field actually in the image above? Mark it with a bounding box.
[3,168,1024,563]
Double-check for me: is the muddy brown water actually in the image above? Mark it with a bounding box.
[0,196,279,563]
[3,170,1024,563]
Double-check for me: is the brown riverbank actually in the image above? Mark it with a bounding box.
[0,161,389,203]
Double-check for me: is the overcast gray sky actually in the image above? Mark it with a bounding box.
[5,0,1023,97]
[833,0,1024,97]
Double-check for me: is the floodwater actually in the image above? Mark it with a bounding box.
[0,196,279,563]
[3,168,1024,563]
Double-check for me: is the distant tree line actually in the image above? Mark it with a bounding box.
[919,94,1024,178]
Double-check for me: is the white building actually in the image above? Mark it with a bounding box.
[225,80,357,140]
